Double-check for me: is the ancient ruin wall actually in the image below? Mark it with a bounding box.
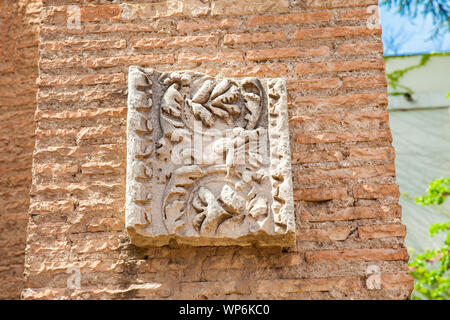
[0,0,41,299]
[22,0,413,299]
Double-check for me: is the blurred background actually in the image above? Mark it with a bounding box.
[379,1,450,254]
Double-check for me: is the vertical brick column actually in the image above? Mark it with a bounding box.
[22,0,412,299]
[0,0,41,299]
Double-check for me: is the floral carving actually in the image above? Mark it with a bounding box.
[126,67,294,247]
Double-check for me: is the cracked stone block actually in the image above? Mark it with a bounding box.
[126,67,295,247]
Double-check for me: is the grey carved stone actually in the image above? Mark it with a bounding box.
[126,67,295,247]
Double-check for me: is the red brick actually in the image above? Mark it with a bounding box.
[14,0,412,301]
[287,78,341,91]
[306,0,378,9]
[38,73,125,87]
[94,23,161,34]
[380,273,414,291]
[121,1,210,20]
[292,92,388,108]
[86,54,175,68]
[29,199,75,215]
[37,87,125,104]
[203,253,301,270]
[291,150,344,164]
[305,248,409,263]
[348,147,395,162]
[296,60,384,74]
[80,5,121,22]
[297,227,351,241]
[40,56,82,70]
[346,109,389,122]
[35,107,127,121]
[131,35,218,49]
[353,184,400,199]
[42,23,163,36]
[296,129,392,144]
[177,18,240,31]
[358,224,406,239]
[44,5,121,24]
[296,164,396,185]
[88,218,123,232]
[81,161,124,176]
[338,42,383,55]
[301,205,402,222]
[343,75,387,88]
[199,64,288,77]
[338,8,373,20]
[256,277,361,293]
[247,11,332,26]
[179,281,251,297]
[211,0,289,16]
[224,31,286,45]
[42,6,66,25]
[247,46,329,61]
[33,162,78,176]
[40,39,126,52]
[293,26,381,40]
[290,112,343,126]
[177,51,244,63]
[294,187,348,201]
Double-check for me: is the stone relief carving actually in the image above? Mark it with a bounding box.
[126,67,295,247]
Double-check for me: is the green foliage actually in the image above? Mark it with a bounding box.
[416,177,450,206]
[409,178,450,300]
[385,53,450,98]
[386,54,430,94]
[429,222,450,237]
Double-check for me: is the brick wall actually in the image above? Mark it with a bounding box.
[22,0,413,299]
[0,0,41,299]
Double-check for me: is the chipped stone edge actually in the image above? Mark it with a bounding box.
[266,79,296,237]
[126,66,153,231]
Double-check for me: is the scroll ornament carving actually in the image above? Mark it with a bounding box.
[126,67,295,247]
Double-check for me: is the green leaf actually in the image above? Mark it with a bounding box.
[410,177,450,299]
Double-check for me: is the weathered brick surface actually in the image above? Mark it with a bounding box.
[296,60,385,74]
[293,26,381,40]
[247,11,333,26]
[295,187,348,201]
[301,205,402,222]
[247,46,329,61]
[348,147,395,162]
[120,1,210,20]
[358,224,407,239]
[306,0,378,9]
[224,31,286,45]
[338,42,384,55]
[85,54,175,69]
[12,0,412,300]
[211,0,289,16]
[177,18,240,31]
[353,184,400,199]
[131,35,219,49]
[0,0,41,299]
[40,39,126,52]
[177,51,244,63]
[305,248,409,263]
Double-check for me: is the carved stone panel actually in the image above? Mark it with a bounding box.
[126,67,295,247]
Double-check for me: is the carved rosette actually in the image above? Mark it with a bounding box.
[126,67,295,247]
